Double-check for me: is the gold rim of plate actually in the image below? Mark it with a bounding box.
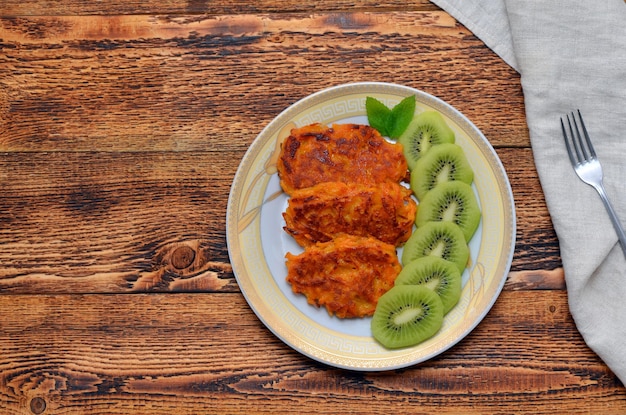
[226,82,516,371]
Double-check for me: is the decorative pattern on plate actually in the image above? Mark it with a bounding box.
[226,82,516,370]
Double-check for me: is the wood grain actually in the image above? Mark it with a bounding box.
[0,12,527,153]
[1,0,440,17]
[0,292,624,415]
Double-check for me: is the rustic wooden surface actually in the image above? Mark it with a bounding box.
[1,1,624,414]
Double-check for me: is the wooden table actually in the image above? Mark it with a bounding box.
[1,1,625,414]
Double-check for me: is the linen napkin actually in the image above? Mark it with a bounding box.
[430,0,626,382]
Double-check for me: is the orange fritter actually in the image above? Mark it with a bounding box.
[285,234,402,318]
[284,181,417,248]
[277,123,408,195]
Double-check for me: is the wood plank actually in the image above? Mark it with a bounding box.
[0,151,236,293]
[0,291,623,414]
[497,147,563,271]
[0,12,526,153]
[1,147,557,293]
[0,1,440,17]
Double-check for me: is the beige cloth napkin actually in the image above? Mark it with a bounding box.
[431,0,626,382]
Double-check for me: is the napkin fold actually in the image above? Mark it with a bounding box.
[431,0,626,382]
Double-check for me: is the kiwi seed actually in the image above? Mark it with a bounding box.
[401,220,469,274]
[415,181,481,242]
[394,256,462,314]
[398,111,455,171]
[410,142,474,201]
[371,285,444,349]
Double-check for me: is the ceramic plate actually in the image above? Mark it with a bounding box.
[226,82,516,370]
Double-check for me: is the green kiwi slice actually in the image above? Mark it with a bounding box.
[410,143,474,201]
[415,181,481,242]
[398,111,455,170]
[371,285,444,349]
[401,221,469,273]
[394,256,462,314]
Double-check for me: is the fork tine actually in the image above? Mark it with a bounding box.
[566,113,584,163]
[570,111,590,161]
[560,117,578,166]
[576,109,596,159]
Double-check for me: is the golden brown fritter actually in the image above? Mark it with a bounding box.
[277,123,408,195]
[285,234,401,318]
[283,181,417,248]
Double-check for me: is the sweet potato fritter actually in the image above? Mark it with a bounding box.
[283,181,417,248]
[285,235,401,318]
[277,123,408,195]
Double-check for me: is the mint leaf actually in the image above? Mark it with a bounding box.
[388,95,416,139]
[366,97,392,137]
[366,95,416,140]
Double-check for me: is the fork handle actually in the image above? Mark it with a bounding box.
[593,182,626,257]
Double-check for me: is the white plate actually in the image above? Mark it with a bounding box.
[226,82,516,370]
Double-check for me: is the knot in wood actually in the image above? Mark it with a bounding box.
[171,245,196,270]
[267,34,285,43]
[30,397,46,414]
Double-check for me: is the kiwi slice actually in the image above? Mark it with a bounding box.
[401,221,469,273]
[416,181,481,242]
[398,111,455,170]
[394,256,462,314]
[410,143,474,201]
[371,285,444,349]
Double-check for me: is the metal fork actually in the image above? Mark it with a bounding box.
[561,110,626,257]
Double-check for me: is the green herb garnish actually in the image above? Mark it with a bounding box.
[365,95,416,139]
